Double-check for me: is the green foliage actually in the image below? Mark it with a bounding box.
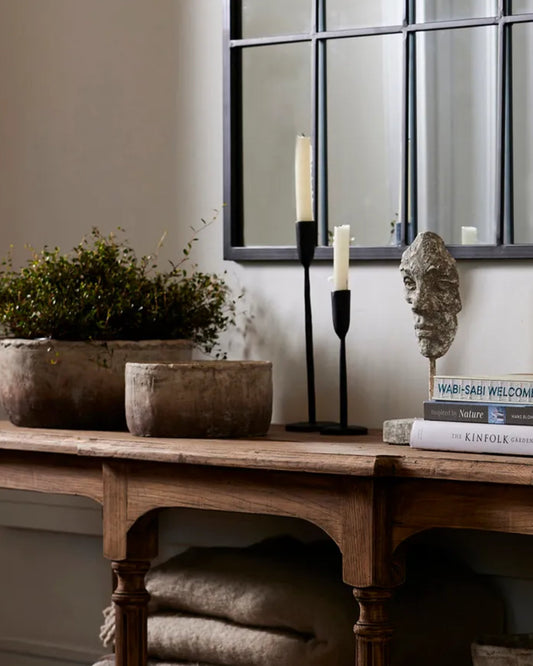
[0,224,237,354]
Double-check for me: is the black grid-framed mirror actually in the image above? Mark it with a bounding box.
[223,0,533,261]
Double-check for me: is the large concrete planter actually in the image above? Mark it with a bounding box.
[0,338,193,430]
[125,361,272,438]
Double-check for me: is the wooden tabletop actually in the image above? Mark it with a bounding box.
[0,421,531,486]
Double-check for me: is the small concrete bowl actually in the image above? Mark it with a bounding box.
[125,360,272,438]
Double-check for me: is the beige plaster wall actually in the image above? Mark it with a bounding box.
[2,0,532,430]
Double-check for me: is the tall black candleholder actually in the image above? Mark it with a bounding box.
[321,290,368,436]
[286,221,334,433]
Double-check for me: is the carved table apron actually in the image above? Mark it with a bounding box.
[0,421,532,666]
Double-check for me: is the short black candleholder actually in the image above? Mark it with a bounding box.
[321,290,368,436]
[286,221,334,433]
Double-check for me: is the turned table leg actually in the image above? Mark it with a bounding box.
[112,559,151,666]
[353,586,394,666]
[103,463,159,666]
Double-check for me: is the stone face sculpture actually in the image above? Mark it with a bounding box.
[383,232,462,443]
[400,231,461,362]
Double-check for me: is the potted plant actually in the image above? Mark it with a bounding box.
[0,224,237,430]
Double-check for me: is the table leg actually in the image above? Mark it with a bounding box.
[112,559,151,666]
[103,463,159,666]
[353,586,394,666]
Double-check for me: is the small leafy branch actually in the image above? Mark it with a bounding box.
[0,216,237,355]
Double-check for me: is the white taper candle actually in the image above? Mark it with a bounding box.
[333,225,350,290]
[295,134,313,221]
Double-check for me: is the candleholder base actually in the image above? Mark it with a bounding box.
[320,423,368,436]
[286,420,336,433]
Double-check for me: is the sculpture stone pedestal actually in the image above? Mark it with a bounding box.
[382,417,415,445]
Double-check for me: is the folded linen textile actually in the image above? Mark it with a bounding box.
[101,536,357,666]
[102,611,346,666]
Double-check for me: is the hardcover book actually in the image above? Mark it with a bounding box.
[410,418,533,456]
[432,374,533,404]
[423,400,533,425]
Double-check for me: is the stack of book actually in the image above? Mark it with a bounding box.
[409,374,533,455]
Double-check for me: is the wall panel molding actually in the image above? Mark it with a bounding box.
[0,636,103,666]
[0,490,102,536]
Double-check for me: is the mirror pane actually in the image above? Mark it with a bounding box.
[242,43,311,246]
[326,0,403,30]
[241,0,311,39]
[415,0,497,22]
[513,1,533,13]
[512,23,533,243]
[416,27,498,245]
[326,35,402,247]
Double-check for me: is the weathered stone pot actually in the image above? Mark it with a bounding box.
[0,338,193,430]
[472,635,533,665]
[125,360,272,438]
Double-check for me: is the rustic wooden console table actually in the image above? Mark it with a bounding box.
[0,421,532,666]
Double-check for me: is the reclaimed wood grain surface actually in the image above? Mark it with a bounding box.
[0,421,531,484]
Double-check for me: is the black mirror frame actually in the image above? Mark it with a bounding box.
[223,0,533,262]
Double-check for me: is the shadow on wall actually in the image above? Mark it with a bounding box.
[237,292,307,423]
[227,275,391,427]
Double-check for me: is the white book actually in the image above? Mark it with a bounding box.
[409,418,533,456]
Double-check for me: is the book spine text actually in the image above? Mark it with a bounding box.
[410,419,533,456]
[423,401,533,425]
[432,378,533,403]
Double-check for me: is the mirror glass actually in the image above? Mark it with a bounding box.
[512,22,533,243]
[242,42,311,246]
[241,0,311,38]
[513,1,533,13]
[326,35,402,247]
[415,0,497,22]
[416,27,498,245]
[326,0,402,30]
